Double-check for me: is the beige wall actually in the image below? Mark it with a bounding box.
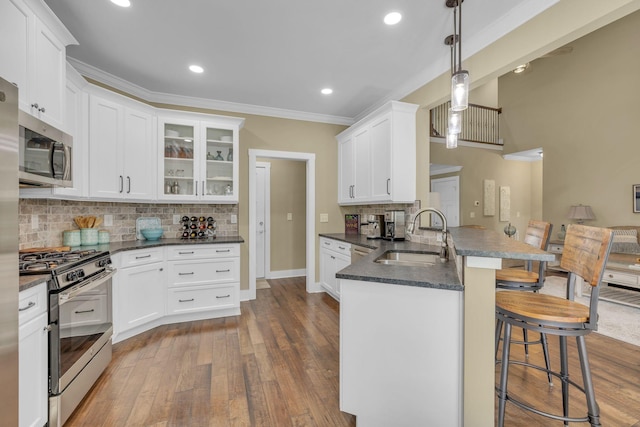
[499,9,640,230]
[258,158,307,273]
[405,0,639,238]
[430,143,538,236]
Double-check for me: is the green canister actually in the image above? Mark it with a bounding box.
[80,228,98,246]
[98,230,110,244]
[63,230,81,247]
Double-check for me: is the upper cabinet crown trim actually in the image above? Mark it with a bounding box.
[25,0,78,46]
[336,100,419,140]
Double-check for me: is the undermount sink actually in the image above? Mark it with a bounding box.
[374,251,438,267]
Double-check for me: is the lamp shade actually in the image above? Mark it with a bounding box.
[567,205,596,224]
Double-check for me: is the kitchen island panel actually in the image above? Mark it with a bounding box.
[340,279,462,427]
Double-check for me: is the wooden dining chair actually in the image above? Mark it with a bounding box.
[495,220,553,381]
[496,224,613,427]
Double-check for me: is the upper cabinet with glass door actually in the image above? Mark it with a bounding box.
[158,112,244,203]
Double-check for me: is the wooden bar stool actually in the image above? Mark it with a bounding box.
[496,224,613,427]
[495,220,553,382]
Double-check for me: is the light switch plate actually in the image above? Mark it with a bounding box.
[173,214,181,224]
[320,213,329,223]
[104,214,113,226]
[31,214,38,230]
[470,212,476,218]
[287,213,292,221]
[231,214,237,224]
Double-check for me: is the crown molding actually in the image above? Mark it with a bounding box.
[67,58,354,126]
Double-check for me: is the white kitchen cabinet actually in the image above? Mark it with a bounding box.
[337,101,418,205]
[0,0,77,129]
[112,249,165,341]
[18,282,48,427]
[20,63,90,200]
[158,112,244,203]
[88,88,156,201]
[319,237,351,300]
[166,244,240,315]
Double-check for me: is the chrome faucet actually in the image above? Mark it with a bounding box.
[407,208,448,262]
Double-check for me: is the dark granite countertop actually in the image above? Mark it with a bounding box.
[19,274,49,292]
[321,233,462,291]
[107,236,244,255]
[322,227,555,292]
[18,236,244,292]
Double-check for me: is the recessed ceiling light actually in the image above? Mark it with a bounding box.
[110,0,131,7]
[384,12,402,25]
[513,63,530,74]
[321,88,333,95]
[189,65,204,74]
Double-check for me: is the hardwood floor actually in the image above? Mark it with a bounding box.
[66,277,640,426]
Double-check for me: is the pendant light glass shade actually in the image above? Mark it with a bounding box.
[451,70,469,111]
[448,108,461,134]
[446,130,458,149]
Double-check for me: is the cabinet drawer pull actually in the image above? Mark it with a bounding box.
[216,269,231,273]
[338,246,346,250]
[135,254,152,259]
[19,301,36,312]
[119,175,124,193]
[608,274,613,278]
[179,272,195,275]
[216,249,231,253]
[127,176,131,193]
[216,295,231,299]
[387,178,391,195]
[74,309,95,314]
[331,255,336,260]
[324,241,330,246]
[179,251,195,255]
[179,298,195,303]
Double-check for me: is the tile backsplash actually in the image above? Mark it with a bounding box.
[19,199,238,249]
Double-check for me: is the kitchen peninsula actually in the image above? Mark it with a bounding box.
[327,227,554,427]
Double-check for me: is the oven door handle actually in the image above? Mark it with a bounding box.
[58,267,117,303]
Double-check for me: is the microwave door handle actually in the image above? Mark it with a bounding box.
[63,144,72,181]
[49,142,57,177]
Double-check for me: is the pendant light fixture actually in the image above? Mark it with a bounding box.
[446,130,458,149]
[446,0,469,112]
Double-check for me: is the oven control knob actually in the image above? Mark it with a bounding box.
[77,269,85,278]
[97,259,109,268]
[66,271,77,281]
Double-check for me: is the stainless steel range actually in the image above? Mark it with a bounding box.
[20,249,115,427]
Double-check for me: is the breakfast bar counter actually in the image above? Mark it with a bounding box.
[333,227,555,427]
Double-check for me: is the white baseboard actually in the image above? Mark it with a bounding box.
[266,268,307,279]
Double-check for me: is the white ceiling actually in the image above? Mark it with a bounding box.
[44,0,558,124]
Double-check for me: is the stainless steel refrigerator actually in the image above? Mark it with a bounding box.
[0,77,19,426]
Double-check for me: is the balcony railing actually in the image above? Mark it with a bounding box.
[430,102,502,146]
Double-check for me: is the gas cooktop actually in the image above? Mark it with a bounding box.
[19,249,105,275]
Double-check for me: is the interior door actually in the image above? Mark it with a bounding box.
[431,176,460,227]
[255,162,270,278]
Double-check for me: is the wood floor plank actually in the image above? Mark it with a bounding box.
[64,277,637,427]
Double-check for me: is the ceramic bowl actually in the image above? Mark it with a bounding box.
[141,228,163,241]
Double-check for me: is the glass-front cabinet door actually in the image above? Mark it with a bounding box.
[202,124,235,199]
[161,120,197,198]
[158,114,242,203]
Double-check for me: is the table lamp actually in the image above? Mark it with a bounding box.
[567,204,596,224]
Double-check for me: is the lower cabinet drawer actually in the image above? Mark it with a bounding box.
[167,284,238,314]
[602,270,638,286]
[19,282,47,325]
[168,258,239,286]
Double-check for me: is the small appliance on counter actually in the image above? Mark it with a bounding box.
[383,210,406,241]
[366,215,386,239]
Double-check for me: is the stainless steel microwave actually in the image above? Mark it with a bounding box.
[18,111,72,187]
